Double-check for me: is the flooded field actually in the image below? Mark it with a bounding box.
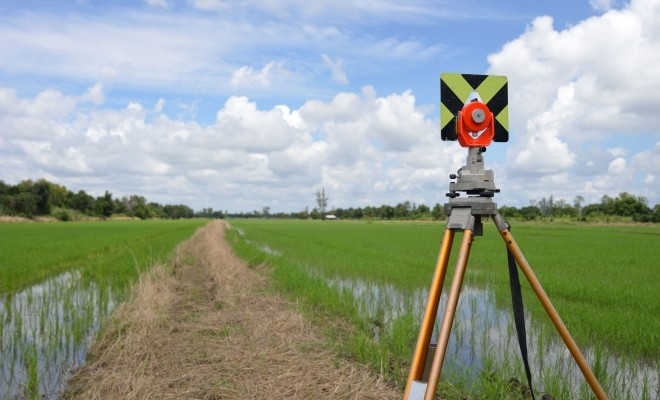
[228,219,660,399]
[1,272,117,399]
[0,220,206,399]
[325,273,658,399]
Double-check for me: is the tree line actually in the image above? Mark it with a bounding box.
[232,193,660,223]
[0,179,222,220]
[498,193,660,222]
[2,178,659,223]
[258,192,660,222]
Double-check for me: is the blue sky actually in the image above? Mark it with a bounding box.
[1,0,659,213]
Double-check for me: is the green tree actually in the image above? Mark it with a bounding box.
[573,195,585,216]
[536,195,554,216]
[520,205,541,221]
[415,204,431,219]
[13,192,38,217]
[498,206,521,218]
[31,180,51,216]
[147,202,164,219]
[42,179,69,208]
[164,204,194,219]
[600,195,615,215]
[0,180,11,215]
[652,204,660,222]
[612,192,651,218]
[315,187,329,218]
[69,190,95,214]
[95,191,114,218]
[432,203,444,220]
[121,195,149,219]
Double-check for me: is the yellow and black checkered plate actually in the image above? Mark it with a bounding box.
[440,73,509,142]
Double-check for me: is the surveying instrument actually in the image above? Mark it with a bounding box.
[402,74,607,400]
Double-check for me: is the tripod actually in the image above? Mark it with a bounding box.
[402,147,608,400]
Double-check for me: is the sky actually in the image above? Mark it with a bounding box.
[1,0,659,213]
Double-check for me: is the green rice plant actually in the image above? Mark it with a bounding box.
[0,219,206,400]
[228,219,660,399]
[229,220,660,356]
[471,222,659,359]
[20,342,39,399]
[0,219,207,294]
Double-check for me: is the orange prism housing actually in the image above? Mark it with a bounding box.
[456,101,495,148]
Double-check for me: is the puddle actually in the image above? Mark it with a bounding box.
[1,271,118,400]
[324,273,659,399]
[234,227,282,257]
[255,243,281,256]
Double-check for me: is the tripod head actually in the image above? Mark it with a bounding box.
[447,146,498,198]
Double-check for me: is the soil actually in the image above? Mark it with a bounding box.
[63,220,400,399]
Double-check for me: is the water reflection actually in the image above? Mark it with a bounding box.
[0,271,117,400]
[324,273,658,399]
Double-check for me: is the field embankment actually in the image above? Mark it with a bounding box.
[64,221,399,399]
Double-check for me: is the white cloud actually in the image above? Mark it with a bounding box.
[185,0,476,23]
[187,0,222,10]
[371,90,434,151]
[212,96,304,152]
[632,141,660,174]
[321,54,349,85]
[644,174,655,184]
[153,98,166,113]
[488,0,660,204]
[607,157,628,175]
[606,147,627,158]
[489,0,660,134]
[0,83,456,211]
[2,0,660,211]
[0,88,77,120]
[507,83,577,174]
[144,0,171,8]
[590,0,618,12]
[0,2,445,100]
[229,62,287,88]
[81,82,105,105]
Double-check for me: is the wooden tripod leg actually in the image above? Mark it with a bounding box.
[424,229,474,400]
[403,228,455,399]
[492,215,608,400]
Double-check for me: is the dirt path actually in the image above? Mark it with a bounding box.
[64,221,400,399]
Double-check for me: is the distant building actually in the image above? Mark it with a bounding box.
[324,214,338,220]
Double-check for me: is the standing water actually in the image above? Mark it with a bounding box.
[1,271,117,399]
[325,273,658,399]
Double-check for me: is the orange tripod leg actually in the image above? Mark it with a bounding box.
[423,229,473,400]
[493,215,608,400]
[403,228,454,400]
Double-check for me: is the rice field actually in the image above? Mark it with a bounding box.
[227,219,660,399]
[0,219,207,400]
[2,218,657,399]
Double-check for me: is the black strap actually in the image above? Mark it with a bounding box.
[507,248,536,400]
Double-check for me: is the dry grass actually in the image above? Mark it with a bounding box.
[0,216,33,223]
[63,220,400,400]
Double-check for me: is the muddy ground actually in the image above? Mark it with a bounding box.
[63,221,400,399]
